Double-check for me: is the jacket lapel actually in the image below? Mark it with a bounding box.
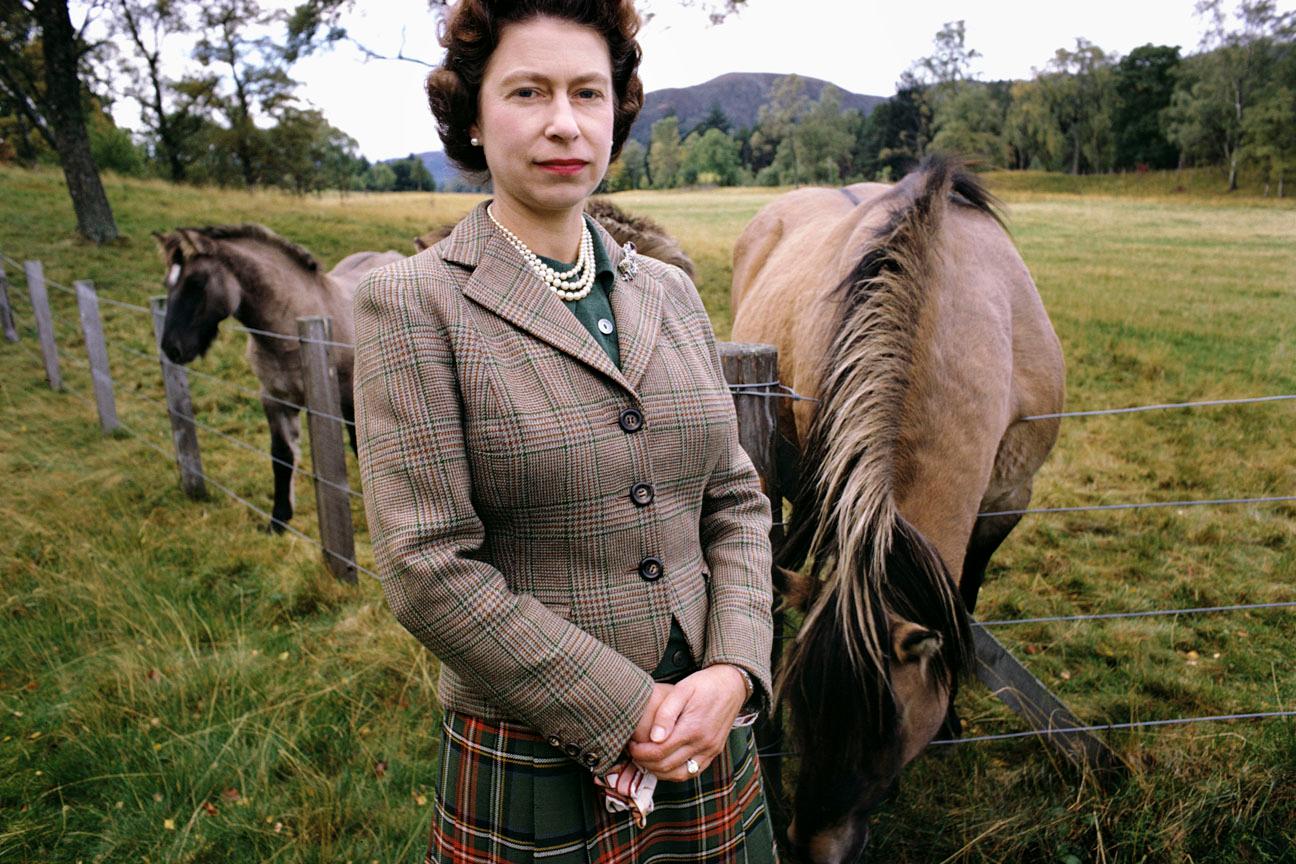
[443,201,663,395]
[597,219,662,393]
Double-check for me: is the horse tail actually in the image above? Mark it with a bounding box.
[777,155,983,750]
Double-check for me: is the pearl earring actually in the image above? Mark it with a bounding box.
[470,136,481,147]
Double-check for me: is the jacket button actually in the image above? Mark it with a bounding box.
[581,751,599,768]
[671,648,689,668]
[618,407,644,433]
[638,557,664,582]
[630,482,654,506]
[564,743,580,758]
[547,735,562,749]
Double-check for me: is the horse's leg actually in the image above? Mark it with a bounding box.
[262,398,302,534]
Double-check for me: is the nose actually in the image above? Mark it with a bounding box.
[545,93,580,141]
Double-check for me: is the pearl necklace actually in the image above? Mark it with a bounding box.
[487,204,596,301]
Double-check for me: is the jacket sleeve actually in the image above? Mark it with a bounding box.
[352,264,653,775]
[675,270,776,712]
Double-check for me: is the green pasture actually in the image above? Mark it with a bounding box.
[1,164,1293,862]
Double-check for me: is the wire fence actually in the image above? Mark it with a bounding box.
[3,246,1293,754]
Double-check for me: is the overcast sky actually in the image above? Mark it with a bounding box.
[107,0,1293,162]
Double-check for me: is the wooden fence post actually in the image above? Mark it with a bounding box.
[717,341,786,807]
[75,281,119,434]
[0,254,18,343]
[150,296,206,499]
[297,315,357,583]
[971,626,1124,774]
[24,260,61,390]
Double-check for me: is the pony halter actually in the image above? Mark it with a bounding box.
[487,204,596,301]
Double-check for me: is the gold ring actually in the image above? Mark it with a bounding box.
[686,758,699,775]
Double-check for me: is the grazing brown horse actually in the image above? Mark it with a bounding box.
[731,156,1065,864]
[152,224,403,532]
[414,197,697,279]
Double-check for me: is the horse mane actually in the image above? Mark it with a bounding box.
[182,224,321,273]
[776,155,982,776]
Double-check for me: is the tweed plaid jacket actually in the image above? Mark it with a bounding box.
[352,201,773,775]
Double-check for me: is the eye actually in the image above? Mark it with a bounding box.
[512,86,539,99]
[576,88,602,100]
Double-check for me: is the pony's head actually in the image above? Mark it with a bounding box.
[779,517,971,864]
[152,229,242,365]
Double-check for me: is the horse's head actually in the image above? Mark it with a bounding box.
[152,230,241,364]
[779,520,972,864]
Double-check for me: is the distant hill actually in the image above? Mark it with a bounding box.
[399,71,887,188]
[629,72,885,145]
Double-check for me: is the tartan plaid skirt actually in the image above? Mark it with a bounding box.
[426,711,780,864]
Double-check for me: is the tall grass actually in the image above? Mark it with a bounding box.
[1,164,1293,862]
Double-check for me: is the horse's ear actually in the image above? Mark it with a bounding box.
[153,230,182,263]
[892,620,942,663]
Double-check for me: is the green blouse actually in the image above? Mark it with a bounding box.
[535,215,620,369]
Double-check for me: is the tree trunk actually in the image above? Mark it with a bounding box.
[1227,150,1238,192]
[1279,169,1285,198]
[34,0,119,243]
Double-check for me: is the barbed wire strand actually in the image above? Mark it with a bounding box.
[756,709,1296,757]
[974,600,1296,627]
[1022,393,1296,421]
[231,322,354,350]
[8,351,380,580]
[776,599,1296,640]
[980,495,1296,518]
[127,389,363,501]
[115,343,357,427]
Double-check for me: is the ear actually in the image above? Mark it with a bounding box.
[892,620,942,664]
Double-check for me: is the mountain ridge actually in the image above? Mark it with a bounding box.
[403,71,885,191]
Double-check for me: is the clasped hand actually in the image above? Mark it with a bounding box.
[625,665,747,782]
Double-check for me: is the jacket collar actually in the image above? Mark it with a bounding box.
[443,200,662,395]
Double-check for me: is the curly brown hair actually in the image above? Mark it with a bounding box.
[426,0,645,175]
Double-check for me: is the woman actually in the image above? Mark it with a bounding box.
[351,1,777,861]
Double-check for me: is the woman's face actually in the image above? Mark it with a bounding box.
[472,15,616,220]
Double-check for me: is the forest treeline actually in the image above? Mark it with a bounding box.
[611,6,1296,196]
[1,1,1292,243]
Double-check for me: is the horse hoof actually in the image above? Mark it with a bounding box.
[263,518,289,535]
[937,703,964,742]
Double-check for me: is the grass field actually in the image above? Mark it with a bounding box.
[1,164,1294,863]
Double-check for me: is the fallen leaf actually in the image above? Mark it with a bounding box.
[274,821,283,834]
[1024,644,1040,655]
[147,669,161,682]
[149,717,161,727]
[153,792,163,803]
[24,680,38,691]
[374,760,387,778]
[222,788,241,802]
[414,793,427,806]
[153,743,162,751]
[201,801,218,816]
[278,652,289,661]
[163,818,176,830]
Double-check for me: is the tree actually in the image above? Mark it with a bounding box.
[1165,0,1295,189]
[389,154,434,191]
[754,74,810,184]
[648,115,681,188]
[606,137,646,191]
[929,82,1008,167]
[680,127,742,185]
[855,85,929,179]
[194,0,298,187]
[1243,84,1295,194]
[688,103,731,138]
[0,0,120,242]
[1112,44,1182,169]
[112,0,191,181]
